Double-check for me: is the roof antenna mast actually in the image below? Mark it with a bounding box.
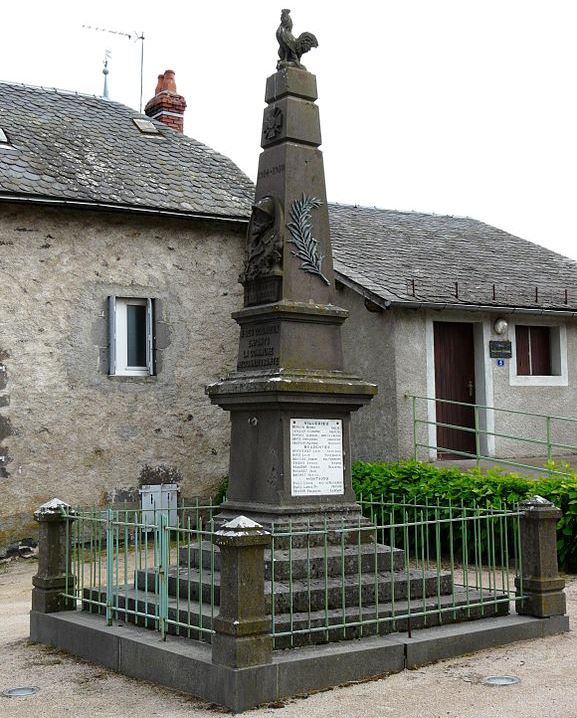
[82,25,146,112]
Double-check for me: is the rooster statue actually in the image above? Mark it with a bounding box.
[276,9,318,70]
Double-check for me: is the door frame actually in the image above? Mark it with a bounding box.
[425,313,495,460]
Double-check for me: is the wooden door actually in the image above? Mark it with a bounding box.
[433,322,476,458]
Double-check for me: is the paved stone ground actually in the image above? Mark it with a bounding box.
[1,558,576,717]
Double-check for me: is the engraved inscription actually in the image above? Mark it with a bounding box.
[290,418,344,496]
[257,164,286,181]
[237,322,280,371]
[244,276,282,306]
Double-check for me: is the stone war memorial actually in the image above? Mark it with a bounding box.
[30,10,569,713]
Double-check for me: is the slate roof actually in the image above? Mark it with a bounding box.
[1,82,574,312]
[329,204,577,312]
[0,82,253,219]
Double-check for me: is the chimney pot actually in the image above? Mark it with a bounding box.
[161,70,177,93]
[144,69,187,134]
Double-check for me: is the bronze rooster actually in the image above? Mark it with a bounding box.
[276,9,318,70]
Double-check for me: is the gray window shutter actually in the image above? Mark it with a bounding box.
[108,295,117,375]
[146,298,155,375]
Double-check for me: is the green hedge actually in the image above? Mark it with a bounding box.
[352,460,577,571]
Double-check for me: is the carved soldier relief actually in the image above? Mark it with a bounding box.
[241,196,284,306]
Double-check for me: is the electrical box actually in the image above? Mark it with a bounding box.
[139,483,179,530]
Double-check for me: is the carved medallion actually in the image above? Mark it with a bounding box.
[240,196,284,285]
[263,106,283,140]
[287,193,329,285]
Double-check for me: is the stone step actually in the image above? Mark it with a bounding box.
[82,585,509,649]
[178,540,406,579]
[212,514,378,549]
[135,566,454,614]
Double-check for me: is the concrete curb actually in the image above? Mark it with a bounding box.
[30,611,570,713]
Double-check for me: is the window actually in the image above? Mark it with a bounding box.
[510,323,567,387]
[515,325,552,376]
[108,297,155,376]
[132,118,161,135]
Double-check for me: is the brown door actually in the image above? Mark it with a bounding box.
[434,322,476,458]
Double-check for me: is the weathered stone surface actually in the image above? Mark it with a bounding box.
[32,498,76,612]
[0,203,246,548]
[207,64,376,526]
[30,609,569,712]
[516,497,567,618]
[212,517,272,668]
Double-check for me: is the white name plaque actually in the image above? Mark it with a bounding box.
[290,418,344,496]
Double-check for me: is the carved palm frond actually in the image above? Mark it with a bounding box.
[287,193,330,285]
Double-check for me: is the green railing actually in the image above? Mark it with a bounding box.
[63,501,222,641]
[408,394,577,478]
[269,499,523,647]
[61,498,524,648]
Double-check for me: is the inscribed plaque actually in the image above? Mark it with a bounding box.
[290,418,344,496]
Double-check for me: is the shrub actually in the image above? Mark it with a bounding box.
[352,460,577,571]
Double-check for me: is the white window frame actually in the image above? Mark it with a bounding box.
[509,322,568,387]
[108,296,155,377]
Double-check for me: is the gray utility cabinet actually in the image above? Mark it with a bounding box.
[139,483,179,529]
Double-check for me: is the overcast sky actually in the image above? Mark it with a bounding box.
[2,1,576,259]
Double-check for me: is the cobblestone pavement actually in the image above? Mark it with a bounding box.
[1,559,575,718]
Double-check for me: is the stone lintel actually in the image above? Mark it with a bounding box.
[265,67,318,103]
[206,374,377,407]
[232,299,349,324]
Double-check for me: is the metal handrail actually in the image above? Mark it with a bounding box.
[407,394,577,477]
[406,393,577,424]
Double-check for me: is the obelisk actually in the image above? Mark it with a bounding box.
[207,10,377,527]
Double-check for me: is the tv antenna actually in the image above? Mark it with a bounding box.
[82,25,146,112]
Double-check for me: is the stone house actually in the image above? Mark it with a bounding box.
[330,205,577,464]
[2,76,577,547]
[0,77,253,547]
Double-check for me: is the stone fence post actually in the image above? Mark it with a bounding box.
[516,495,566,617]
[212,516,272,668]
[32,498,76,613]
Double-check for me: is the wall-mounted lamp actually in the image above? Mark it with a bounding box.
[494,318,508,335]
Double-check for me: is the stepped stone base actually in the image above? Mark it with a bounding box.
[30,610,570,713]
[83,583,509,649]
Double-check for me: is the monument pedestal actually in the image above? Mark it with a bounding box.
[208,368,375,527]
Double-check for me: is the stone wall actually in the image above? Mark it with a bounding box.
[0,202,245,548]
[339,285,399,462]
[340,296,577,465]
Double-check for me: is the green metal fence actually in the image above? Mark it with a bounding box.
[269,499,523,648]
[63,501,221,641]
[408,394,577,478]
[61,498,524,649]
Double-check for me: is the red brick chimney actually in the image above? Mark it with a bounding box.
[144,70,187,133]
